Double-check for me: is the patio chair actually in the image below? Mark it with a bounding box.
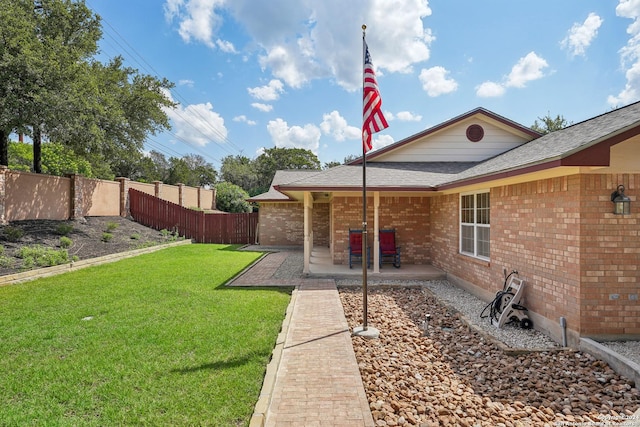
[348,229,370,268]
[379,229,401,268]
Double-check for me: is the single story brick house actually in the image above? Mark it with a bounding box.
[248,102,640,344]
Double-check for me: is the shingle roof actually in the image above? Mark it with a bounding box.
[274,162,478,191]
[248,170,322,201]
[253,101,640,199]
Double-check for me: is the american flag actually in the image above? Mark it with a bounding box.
[362,42,388,153]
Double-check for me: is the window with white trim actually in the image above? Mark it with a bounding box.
[460,191,490,259]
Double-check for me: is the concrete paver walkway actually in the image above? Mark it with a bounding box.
[230,251,374,427]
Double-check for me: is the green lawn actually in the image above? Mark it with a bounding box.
[0,244,291,426]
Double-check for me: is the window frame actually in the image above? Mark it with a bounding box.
[459,190,490,261]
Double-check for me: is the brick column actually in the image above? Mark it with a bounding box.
[0,166,8,225]
[153,181,162,199]
[178,183,185,207]
[116,177,130,217]
[68,174,84,220]
[212,187,217,210]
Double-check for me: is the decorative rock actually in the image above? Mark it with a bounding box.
[339,287,640,426]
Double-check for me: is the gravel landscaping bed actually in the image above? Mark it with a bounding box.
[339,285,640,426]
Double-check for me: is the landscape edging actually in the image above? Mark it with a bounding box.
[0,239,192,286]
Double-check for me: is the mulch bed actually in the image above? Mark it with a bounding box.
[0,217,174,276]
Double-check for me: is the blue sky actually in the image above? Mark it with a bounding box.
[86,0,640,170]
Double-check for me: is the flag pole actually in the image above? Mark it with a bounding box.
[353,25,378,339]
[361,24,369,331]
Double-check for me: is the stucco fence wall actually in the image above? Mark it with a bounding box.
[0,167,216,223]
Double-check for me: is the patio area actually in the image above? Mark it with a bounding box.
[307,246,446,280]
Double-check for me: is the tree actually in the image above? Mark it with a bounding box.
[323,161,342,169]
[531,113,572,135]
[8,140,93,176]
[215,181,252,213]
[343,154,359,164]
[167,157,190,186]
[164,155,216,187]
[220,155,260,196]
[253,148,321,195]
[0,0,102,172]
[0,1,175,177]
[50,57,175,178]
[138,150,170,183]
[183,154,217,187]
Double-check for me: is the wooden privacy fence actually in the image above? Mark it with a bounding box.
[129,188,258,244]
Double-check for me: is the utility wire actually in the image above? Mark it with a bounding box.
[88,2,245,162]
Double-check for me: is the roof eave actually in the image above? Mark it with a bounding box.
[275,185,437,192]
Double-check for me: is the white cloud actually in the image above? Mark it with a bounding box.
[476,81,506,98]
[165,0,435,91]
[395,111,422,122]
[162,90,228,147]
[320,111,360,141]
[561,13,603,57]
[267,118,321,153]
[178,79,195,87]
[216,39,237,53]
[164,0,234,51]
[233,115,257,126]
[474,52,547,98]
[248,79,285,101]
[370,134,395,151]
[258,44,322,89]
[608,0,640,106]
[505,52,548,88]
[418,66,458,97]
[251,103,273,112]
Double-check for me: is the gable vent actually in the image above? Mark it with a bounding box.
[466,124,484,142]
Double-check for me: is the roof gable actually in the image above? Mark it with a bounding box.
[353,108,540,164]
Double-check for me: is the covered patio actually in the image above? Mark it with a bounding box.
[307,246,446,280]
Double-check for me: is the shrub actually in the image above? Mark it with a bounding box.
[160,229,181,242]
[59,236,73,249]
[101,232,113,242]
[130,233,141,240]
[17,245,71,269]
[0,256,14,268]
[55,223,74,236]
[3,226,24,242]
[105,222,119,232]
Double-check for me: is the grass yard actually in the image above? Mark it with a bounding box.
[0,244,292,426]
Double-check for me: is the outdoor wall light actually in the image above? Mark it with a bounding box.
[611,184,631,215]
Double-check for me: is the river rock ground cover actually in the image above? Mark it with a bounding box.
[339,287,640,427]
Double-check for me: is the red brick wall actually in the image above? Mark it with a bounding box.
[491,176,582,332]
[313,202,330,247]
[331,195,430,265]
[433,177,583,335]
[431,174,640,339]
[579,174,640,337]
[332,196,374,265]
[258,202,304,245]
[430,193,496,294]
[258,201,330,247]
